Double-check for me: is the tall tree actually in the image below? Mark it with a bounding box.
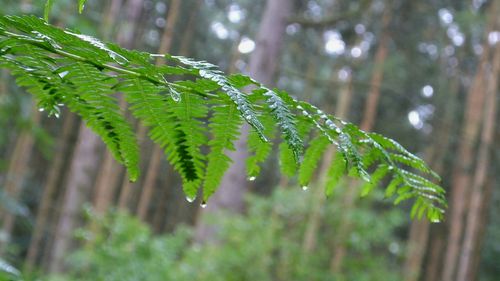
[136,0,182,221]
[456,26,499,281]
[196,0,294,240]
[93,0,144,215]
[441,2,497,280]
[47,0,144,272]
[25,112,77,270]
[0,107,40,255]
[329,4,392,274]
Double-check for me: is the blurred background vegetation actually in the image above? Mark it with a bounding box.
[0,0,498,280]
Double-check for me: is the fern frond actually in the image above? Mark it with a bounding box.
[60,62,140,180]
[118,78,205,198]
[324,152,347,197]
[0,14,447,220]
[246,106,275,179]
[360,164,389,197]
[203,96,242,200]
[165,55,267,142]
[279,143,297,178]
[298,136,330,187]
[369,132,439,180]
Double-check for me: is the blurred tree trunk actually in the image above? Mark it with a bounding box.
[118,0,183,214]
[152,1,202,232]
[441,3,497,280]
[195,0,293,241]
[302,74,352,254]
[0,106,40,255]
[403,49,461,281]
[47,0,144,272]
[456,32,499,281]
[25,112,78,271]
[329,6,391,274]
[135,0,181,221]
[93,0,144,215]
[48,126,101,273]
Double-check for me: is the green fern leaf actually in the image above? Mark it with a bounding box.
[279,142,297,177]
[246,107,275,179]
[0,15,448,220]
[325,152,347,197]
[360,164,389,197]
[165,55,267,142]
[298,135,330,187]
[203,96,242,200]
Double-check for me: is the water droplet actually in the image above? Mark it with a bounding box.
[109,52,129,66]
[430,218,440,223]
[38,108,45,112]
[185,196,195,203]
[58,71,69,78]
[200,201,207,208]
[248,176,256,181]
[301,185,309,191]
[169,86,182,102]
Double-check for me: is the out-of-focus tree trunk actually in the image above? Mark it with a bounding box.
[195,0,293,241]
[329,6,391,274]
[358,6,391,132]
[456,32,499,281]
[93,0,144,215]
[135,0,181,221]
[302,74,352,254]
[151,1,202,231]
[25,112,78,271]
[0,107,40,255]
[441,3,497,279]
[404,50,461,281]
[48,126,101,273]
[47,0,144,273]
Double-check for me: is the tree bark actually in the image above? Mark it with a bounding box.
[92,0,144,215]
[25,112,78,271]
[135,0,181,221]
[48,125,101,273]
[404,49,461,281]
[456,31,499,281]
[46,0,140,272]
[195,0,293,241]
[441,3,497,279]
[0,106,40,255]
[329,6,391,274]
[302,74,352,255]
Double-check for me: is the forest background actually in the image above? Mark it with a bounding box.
[0,0,498,280]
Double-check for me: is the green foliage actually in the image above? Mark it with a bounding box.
[38,188,406,281]
[0,15,445,219]
[60,212,190,281]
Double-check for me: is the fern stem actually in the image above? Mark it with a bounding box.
[0,29,216,98]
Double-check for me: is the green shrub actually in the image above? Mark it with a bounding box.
[41,187,405,281]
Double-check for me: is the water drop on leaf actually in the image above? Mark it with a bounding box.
[185,196,195,203]
[301,185,308,191]
[200,201,207,208]
[168,86,181,102]
[248,176,256,181]
[109,52,129,66]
